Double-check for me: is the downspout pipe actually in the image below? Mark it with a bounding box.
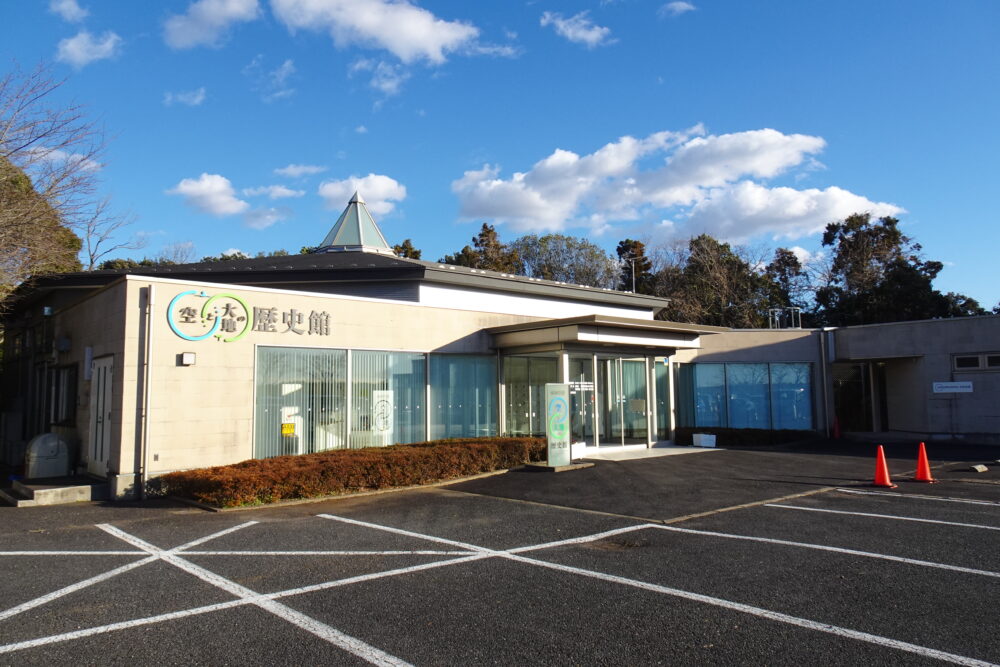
[140,284,154,499]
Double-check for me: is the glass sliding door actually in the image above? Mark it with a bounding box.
[255,347,347,458]
[568,354,595,446]
[597,356,649,446]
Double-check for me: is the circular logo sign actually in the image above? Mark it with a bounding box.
[167,290,252,343]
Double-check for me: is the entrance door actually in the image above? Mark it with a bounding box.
[568,355,595,446]
[597,357,648,446]
[88,356,113,476]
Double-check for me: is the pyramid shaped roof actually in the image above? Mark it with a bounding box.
[315,191,394,255]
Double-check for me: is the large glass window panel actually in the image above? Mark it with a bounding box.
[674,363,695,428]
[351,351,425,448]
[770,363,812,430]
[568,355,595,444]
[726,363,770,429]
[621,359,648,442]
[503,355,558,437]
[693,364,727,427]
[255,347,347,458]
[429,355,497,439]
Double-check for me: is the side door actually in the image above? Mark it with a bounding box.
[87,356,113,476]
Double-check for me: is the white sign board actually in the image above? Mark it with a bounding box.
[933,381,973,393]
[544,383,572,467]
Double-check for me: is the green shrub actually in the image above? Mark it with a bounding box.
[162,437,546,508]
[674,427,816,447]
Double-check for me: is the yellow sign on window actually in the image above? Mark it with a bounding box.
[281,422,295,436]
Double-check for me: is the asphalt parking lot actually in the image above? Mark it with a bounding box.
[2,441,999,666]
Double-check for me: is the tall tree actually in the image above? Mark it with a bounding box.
[654,235,776,328]
[440,223,522,273]
[509,234,618,288]
[813,213,976,325]
[615,239,655,293]
[0,63,138,291]
[0,156,81,300]
[392,238,422,259]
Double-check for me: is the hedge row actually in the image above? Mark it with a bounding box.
[674,427,816,447]
[161,437,546,508]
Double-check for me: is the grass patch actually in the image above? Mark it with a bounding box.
[161,437,546,508]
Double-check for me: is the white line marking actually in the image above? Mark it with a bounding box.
[0,600,247,654]
[650,525,1000,579]
[0,554,488,656]
[317,513,495,553]
[183,550,475,556]
[319,513,999,667]
[172,521,260,551]
[0,551,146,556]
[508,525,651,554]
[97,524,411,667]
[0,556,157,622]
[500,551,998,667]
[837,488,1000,507]
[767,504,1000,531]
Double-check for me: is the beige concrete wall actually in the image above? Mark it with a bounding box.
[133,277,544,476]
[836,316,1000,436]
[673,329,821,364]
[44,280,130,475]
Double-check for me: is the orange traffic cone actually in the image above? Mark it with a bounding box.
[874,445,897,488]
[914,442,936,483]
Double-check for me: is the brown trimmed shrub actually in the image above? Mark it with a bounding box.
[674,427,816,447]
[161,437,546,508]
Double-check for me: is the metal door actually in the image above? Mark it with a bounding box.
[88,356,113,476]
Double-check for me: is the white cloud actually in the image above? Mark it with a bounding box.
[682,181,904,242]
[452,126,903,244]
[25,146,102,172]
[49,0,88,22]
[271,0,479,65]
[167,173,250,216]
[355,125,368,134]
[243,56,296,101]
[660,2,695,17]
[540,11,614,49]
[244,207,291,229]
[274,163,327,178]
[163,87,207,106]
[349,58,410,95]
[56,30,122,68]
[242,184,305,199]
[164,0,260,49]
[318,173,406,215]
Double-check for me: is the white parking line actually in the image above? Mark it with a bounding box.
[651,525,1000,578]
[98,524,412,667]
[184,550,473,556]
[317,514,999,667]
[837,488,1000,507]
[767,504,1000,531]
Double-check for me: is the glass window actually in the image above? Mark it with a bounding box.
[693,364,727,427]
[655,360,670,440]
[986,355,1000,368]
[429,355,497,439]
[351,351,426,448]
[954,356,981,369]
[503,355,558,436]
[726,364,770,429]
[255,347,347,458]
[770,363,812,430]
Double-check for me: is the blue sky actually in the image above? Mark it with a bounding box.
[3,0,999,307]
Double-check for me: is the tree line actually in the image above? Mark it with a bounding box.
[433,217,997,328]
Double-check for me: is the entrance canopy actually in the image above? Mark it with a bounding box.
[487,314,727,355]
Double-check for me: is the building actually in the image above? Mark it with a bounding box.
[3,194,998,499]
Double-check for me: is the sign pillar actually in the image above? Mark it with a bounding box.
[545,383,572,467]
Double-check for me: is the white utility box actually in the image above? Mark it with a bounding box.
[25,433,71,479]
[692,433,716,448]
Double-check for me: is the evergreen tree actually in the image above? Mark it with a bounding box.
[615,239,655,293]
[392,238,422,259]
